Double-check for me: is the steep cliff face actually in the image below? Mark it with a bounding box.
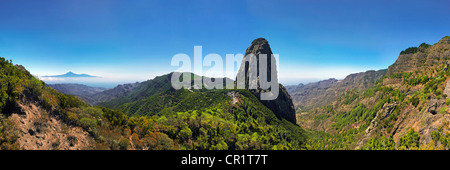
[236,38,297,124]
[289,37,450,113]
[387,36,450,75]
[366,36,450,148]
[300,36,450,150]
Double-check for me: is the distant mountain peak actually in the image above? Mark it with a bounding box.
[42,71,98,78]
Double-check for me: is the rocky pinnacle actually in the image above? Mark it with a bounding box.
[237,38,297,124]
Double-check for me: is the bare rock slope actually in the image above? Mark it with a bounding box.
[10,97,93,150]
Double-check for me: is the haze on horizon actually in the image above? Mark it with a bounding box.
[0,0,449,88]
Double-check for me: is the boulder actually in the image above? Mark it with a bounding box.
[427,99,444,115]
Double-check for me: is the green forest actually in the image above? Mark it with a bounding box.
[0,57,305,150]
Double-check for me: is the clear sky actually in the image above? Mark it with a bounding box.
[0,0,449,87]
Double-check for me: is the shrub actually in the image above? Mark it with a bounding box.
[27,77,43,97]
[131,133,143,149]
[341,91,359,105]
[57,93,86,109]
[0,116,20,150]
[177,126,192,141]
[143,132,174,150]
[65,111,79,125]
[360,136,395,150]
[440,107,447,115]
[0,57,34,112]
[81,107,103,119]
[400,47,419,55]
[79,117,98,131]
[100,107,128,127]
[406,75,429,86]
[445,98,450,105]
[419,43,431,49]
[431,126,443,142]
[398,128,420,150]
[40,90,58,110]
[410,96,420,107]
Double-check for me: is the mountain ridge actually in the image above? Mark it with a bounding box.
[287,69,387,110]
[48,83,108,96]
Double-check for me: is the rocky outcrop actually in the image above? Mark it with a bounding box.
[426,99,445,115]
[366,102,399,134]
[236,38,297,124]
[380,103,399,120]
[444,77,450,98]
[355,102,399,149]
[227,91,241,105]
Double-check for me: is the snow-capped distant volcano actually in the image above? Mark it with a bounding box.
[42,71,99,78]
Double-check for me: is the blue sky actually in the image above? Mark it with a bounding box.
[0,0,449,87]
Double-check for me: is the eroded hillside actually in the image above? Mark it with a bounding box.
[298,36,450,150]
